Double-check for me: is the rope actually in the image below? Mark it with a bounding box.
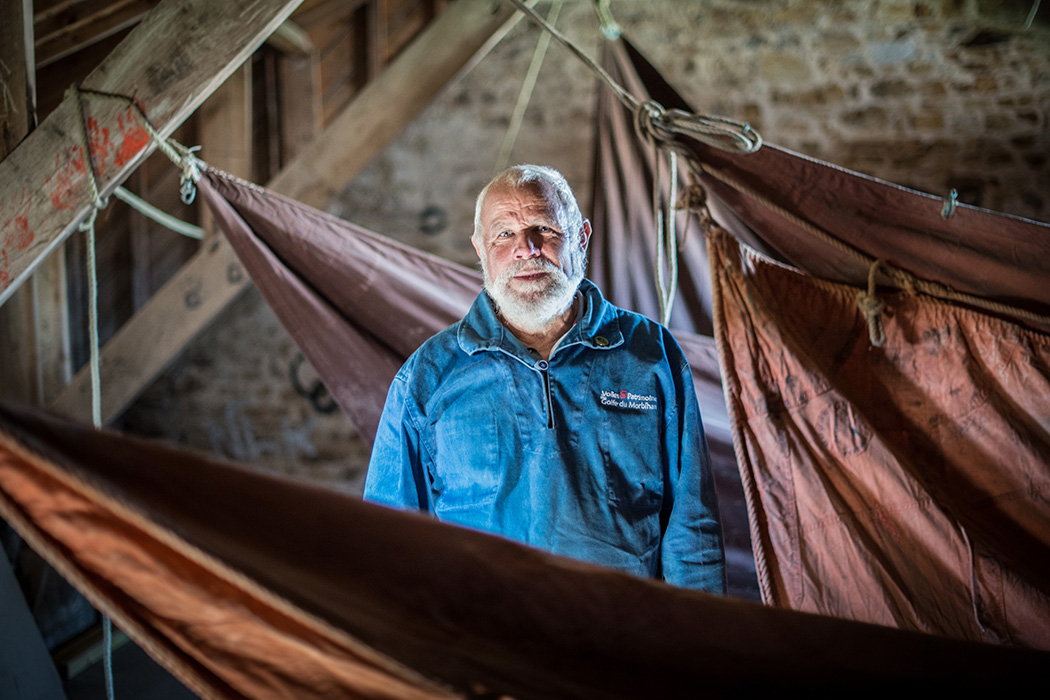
[653,148,679,326]
[73,87,203,203]
[1025,0,1041,30]
[494,1,563,174]
[67,83,116,700]
[503,0,761,155]
[593,0,621,40]
[103,616,116,700]
[70,82,206,700]
[856,260,887,347]
[696,162,1050,336]
[112,187,204,240]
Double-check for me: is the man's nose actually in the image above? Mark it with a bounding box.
[514,232,542,258]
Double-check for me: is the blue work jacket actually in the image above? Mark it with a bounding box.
[364,279,725,592]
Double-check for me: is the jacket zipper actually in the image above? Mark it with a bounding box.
[539,364,555,430]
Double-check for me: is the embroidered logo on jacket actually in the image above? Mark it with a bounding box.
[600,389,657,410]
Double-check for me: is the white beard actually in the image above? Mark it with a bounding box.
[483,255,582,334]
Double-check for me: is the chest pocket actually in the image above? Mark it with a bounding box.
[599,400,666,513]
[429,398,502,515]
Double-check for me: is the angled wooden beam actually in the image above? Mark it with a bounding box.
[0,0,304,309]
[50,0,528,424]
[34,0,163,69]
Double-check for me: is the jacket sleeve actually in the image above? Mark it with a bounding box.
[362,369,432,512]
[660,356,726,593]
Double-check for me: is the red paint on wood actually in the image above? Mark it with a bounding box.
[0,190,36,290]
[85,117,113,177]
[114,109,151,167]
[46,147,87,211]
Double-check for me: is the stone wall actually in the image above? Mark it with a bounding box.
[120,0,1050,491]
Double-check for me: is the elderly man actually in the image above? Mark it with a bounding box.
[364,165,724,592]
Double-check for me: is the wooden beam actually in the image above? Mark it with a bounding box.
[33,0,162,69]
[0,0,304,309]
[50,0,528,424]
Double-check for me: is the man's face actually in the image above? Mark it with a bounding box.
[473,182,591,332]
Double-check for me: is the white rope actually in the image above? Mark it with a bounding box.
[1025,0,1041,30]
[594,0,621,40]
[653,149,679,326]
[504,0,762,154]
[495,1,563,174]
[113,187,204,240]
[102,616,115,700]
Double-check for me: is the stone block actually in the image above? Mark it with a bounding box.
[758,50,812,82]
[871,79,914,97]
[842,106,890,128]
[913,111,945,130]
[984,113,1014,130]
[975,74,999,90]
[922,81,947,97]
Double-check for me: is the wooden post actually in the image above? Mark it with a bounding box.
[198,62,253,239]
[0,0,42,405]
[0,4,67,699]
[0,0,305,309]
[50,0,529,424]
[365,0,389,80]
[273,21,322,163]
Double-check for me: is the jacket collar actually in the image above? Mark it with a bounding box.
[457,278,624,358]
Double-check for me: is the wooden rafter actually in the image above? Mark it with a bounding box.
[0,0,305,309]
[50,0,528,424]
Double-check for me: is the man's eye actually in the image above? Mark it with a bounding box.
[498,230,513,238]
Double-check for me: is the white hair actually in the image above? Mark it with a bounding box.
[472,165,585,245]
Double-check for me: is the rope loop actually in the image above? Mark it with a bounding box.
[856,259,888,347]
[633,99,667,147]
[179,146,203,204]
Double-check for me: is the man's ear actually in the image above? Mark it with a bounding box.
[471,235,482,259]
[579,220,592,250]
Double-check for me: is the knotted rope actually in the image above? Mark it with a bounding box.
[505,0,762,156]
[856,260,888,347]
[502,0,761,325]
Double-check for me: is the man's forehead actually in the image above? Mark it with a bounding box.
[482,182,557,223]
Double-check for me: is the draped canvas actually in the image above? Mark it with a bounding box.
[594,40,1050,645]
[3,402,1050,699]
[708,229,1050,647]
[1,29,1048,698]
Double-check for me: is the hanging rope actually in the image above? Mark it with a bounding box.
[68,82,211,700]
[68,83,116,700]
[494,1,563,174]
[653,148,679,326]
[504,0,762,155]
